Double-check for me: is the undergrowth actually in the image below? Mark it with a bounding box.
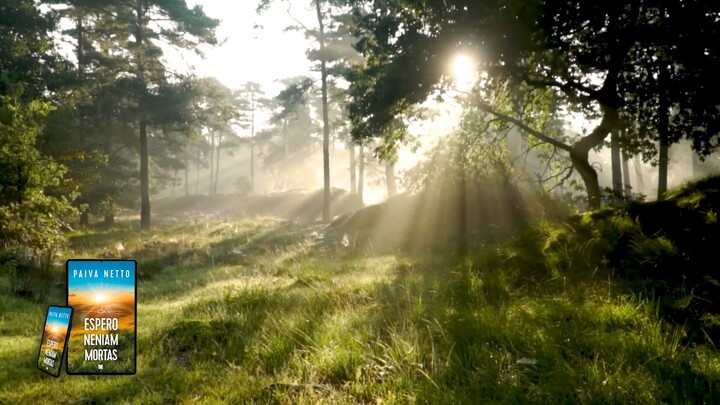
[1,177,719,403]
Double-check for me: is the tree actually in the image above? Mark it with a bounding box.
[104,1,219,228]
[619,2,720,200]
[258,77,319,191]
[0,1,77,265]
[0,97,76,261]
[0,0,63,104]
[328,79,363,196]
[315,0,332,221]
[345,0,720,209]
[42,0,133,226]
[357,142,365,201]
[259,0,362,220]
[45,0,218,226]
[187,77,246,195]
[238,82,266,193]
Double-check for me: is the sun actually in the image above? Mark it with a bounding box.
[93,292,107,303]
[451,54,476,91]
[50,325,59,334]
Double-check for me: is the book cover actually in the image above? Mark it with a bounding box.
[66,259,137,375]
[37,305,73,377]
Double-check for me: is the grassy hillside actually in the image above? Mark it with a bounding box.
[1,178,720,403]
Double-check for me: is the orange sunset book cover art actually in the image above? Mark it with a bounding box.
[66,260,136,374]
[37,306,72,377]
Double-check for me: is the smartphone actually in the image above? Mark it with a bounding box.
[66,259,137,375]
[37,305,73,377]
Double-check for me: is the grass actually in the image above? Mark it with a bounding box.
[1,213,720,404]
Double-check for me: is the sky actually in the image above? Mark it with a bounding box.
[182,1,316,98]
[52,1,317,125]
[173,1,458,201]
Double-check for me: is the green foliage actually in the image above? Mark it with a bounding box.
[404,104,513,192]
[43,0,220,226]
[0,0,61,101]
[0,100,56,203]
[533,176,720,343]
[344,0,720,208]
[0,97,76,301]
[0,98,76,254]
[0,195,75,253]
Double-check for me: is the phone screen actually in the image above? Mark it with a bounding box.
[37,305,73,377]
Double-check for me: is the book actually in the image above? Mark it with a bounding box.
[66,259,137,375]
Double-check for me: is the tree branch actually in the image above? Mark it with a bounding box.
[518,73,602,105]
[286,0,311,33]
[463,118,504,150]
[475,101,572,152]
[548,165,575,192]
[538,146,558,181]
[511,138,545,166]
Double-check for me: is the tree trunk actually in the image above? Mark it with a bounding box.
[633,155,644,192]
[184,147,189,196]
[349,144,357,194]
[135,1,151,229]
[250,141,254,192]
[611,129,622,201]
[657,66,670,200]
[171,168,178,196]
[208,131,215,195]
[570,147,602,210]
[358,144,365,202]
[139,119,150,229]
[283,119,289,157]
[103,211,115,227]
[250,89,255,193]
[385,160,397,198]
[315,0,331,222]
[657,140,668,199]
[214,136,222,195]
[477,101,608,210]
[79,207,90,228]
[76,14,85,144]
[657,129,670,200]
[621,144,632,198]
[479,86,621,210]
[195,148,200,195]
[570,104,617,210]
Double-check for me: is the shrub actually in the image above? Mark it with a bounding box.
[0,97,77,300]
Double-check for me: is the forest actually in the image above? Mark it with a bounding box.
[2,0,720,403]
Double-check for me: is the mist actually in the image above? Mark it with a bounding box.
[3,1,720,402]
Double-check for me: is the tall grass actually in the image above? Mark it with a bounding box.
[0,204,719,403]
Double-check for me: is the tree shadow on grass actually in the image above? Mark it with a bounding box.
[8,287,337,403]
[355,258,720,404]
[123,221,320,302]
